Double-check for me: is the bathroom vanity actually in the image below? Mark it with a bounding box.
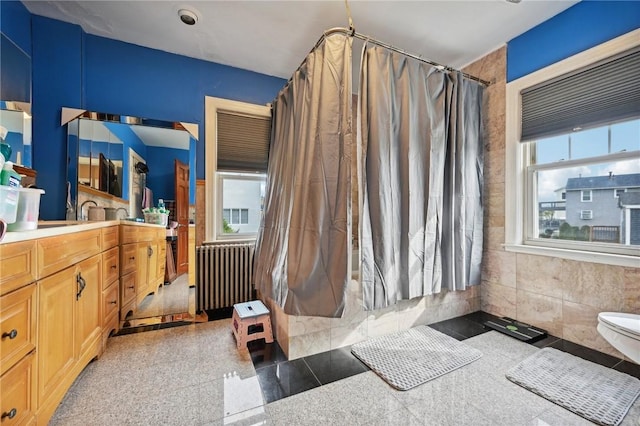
[0,220,165,425]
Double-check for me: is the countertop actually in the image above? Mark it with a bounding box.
[0,220,167,244]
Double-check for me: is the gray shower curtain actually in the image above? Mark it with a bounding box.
[359,44,484,310]
[254,33,352,317]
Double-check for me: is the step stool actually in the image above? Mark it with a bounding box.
[231,300,274,349]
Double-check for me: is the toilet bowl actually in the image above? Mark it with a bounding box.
[597,312,640,364]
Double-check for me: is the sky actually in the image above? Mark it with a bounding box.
[536,119,640,201]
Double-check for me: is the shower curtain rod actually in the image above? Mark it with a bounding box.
[322,27,491,86]
[278,27,491,91]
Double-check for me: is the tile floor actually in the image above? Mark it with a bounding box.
[50,311,640,425]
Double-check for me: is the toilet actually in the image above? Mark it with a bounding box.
[597,312,640,364]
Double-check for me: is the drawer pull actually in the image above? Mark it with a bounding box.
[76,273,87,300]
[127,285,135,290]
[110,300,117,305]
[1,408,17,420]
[111,264,117,269]
[1,329,17,340]
[129,256,135,261]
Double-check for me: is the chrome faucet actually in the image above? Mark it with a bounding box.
[79,200,98,221]
[115,207,129,219]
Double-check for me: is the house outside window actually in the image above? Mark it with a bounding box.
[505,31,640,265]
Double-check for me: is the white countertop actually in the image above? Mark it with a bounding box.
[0,220,166,244]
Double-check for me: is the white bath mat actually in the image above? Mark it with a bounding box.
[506,347,640,426]
[350,325,482,391]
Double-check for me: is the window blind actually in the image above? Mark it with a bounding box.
[217,111,271,172]
[520,47,640,142]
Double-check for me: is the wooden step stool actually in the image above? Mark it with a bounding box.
[231,300,274,349]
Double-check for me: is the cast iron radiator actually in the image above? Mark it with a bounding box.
[196,243,255,311]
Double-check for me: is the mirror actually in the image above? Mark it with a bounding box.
[64,108,197,220]
[0,33,32,168]
[65,108,198,328]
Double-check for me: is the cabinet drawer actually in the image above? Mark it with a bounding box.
[120,244,137,276]
[101,226,119,251]
[103,283,119,323]
[38,230,101,279]
[120,225,139,245]
[0,351,36,426]
[0,284,36,376]
[120,271,136,308]
[102,247,120,289]
[0,240,37,296]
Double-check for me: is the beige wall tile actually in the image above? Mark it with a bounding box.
[561,261,624,311]
[481,282,516,318]
[516,290,563,337]
[484,226,505,251]
[484,148,505,185]
[516,254,564,298]
[287,329,331,360]
[624,267,640,312]
[289,315,332,337]
[330,321,367,349]
[482,250,516,288]
[562,300,625,359]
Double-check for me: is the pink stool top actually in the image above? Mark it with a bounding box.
[233,300,269,319]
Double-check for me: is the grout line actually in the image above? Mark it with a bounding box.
[301,357,324,386]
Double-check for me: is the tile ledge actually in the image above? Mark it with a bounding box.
[504,244,639,268]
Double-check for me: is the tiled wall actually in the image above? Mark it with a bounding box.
[466,46,640,360]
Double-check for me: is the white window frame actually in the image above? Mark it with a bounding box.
[581,190,592,202]
[580,210,593,220]
[205,96,270,242]
[505,28,640,267]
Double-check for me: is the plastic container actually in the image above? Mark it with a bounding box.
[143,212,168,226]
[7,188,45,231]
[88,206,106,221]
[0,184,20,223]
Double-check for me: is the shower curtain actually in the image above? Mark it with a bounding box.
[253,33,352,317]
[359,44,484,310]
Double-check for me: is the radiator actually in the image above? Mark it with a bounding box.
[196,243,255,311]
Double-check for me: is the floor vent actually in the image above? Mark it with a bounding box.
[484,317,548,342]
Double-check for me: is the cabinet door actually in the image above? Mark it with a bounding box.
[38,267,76,404]
[76,255,102,358]
[0,351,36,426]
[135,243,150,305]
[147,240,160,291]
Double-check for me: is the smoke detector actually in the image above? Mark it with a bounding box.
[178,8,198,25]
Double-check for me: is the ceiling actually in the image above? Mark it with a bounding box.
[23,1,578,80]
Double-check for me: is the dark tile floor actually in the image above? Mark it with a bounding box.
[248,310,639,404]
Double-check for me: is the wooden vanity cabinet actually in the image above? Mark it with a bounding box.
[0,241,38,426]
[119,225,166,317]
[37,253,103,423]
[101,227,120,347]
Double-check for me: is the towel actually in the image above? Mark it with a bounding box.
[142,187,153,209]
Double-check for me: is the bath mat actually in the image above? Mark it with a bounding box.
[350,326,482,391]
[506,347,640,426]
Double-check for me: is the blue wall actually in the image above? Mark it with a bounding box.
[30,16,285,220]
[507,1,640,81]
[0,0,31,55]
[145,146,190,203]
[32,15,82,220]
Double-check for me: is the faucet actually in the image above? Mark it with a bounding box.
[115,207,129,219]
[79,200,98,221]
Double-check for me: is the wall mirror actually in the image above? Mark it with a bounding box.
[64,107,198,326]
[0,33,32,168]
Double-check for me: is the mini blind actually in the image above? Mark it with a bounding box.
[520,47,640,142]
[217,111,271,172]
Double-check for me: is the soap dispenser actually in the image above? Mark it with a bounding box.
[1,161,21,187]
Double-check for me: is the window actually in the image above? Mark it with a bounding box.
[223,208,249,225]
[205,97,271,241]
[580,210,593,220]
[506,31,640,265]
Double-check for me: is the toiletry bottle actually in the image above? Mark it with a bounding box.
[1,161,22,187]
[158,198,165,211]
